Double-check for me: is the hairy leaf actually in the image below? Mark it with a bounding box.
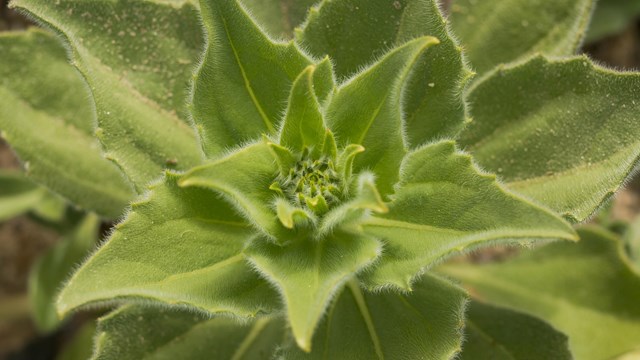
[240,0,316,39]
[11,0,204,191]
[245,232,381,351]
[0,30,133,217]
[326,37,439,196]
[193,0,313,157]
[93,305,283,360]
[279,65,327,153]
[460,56,640,222]
[179,142,283,239]
[450,0,594,73]
[298,0,472,145]
[442,227,640,360]
[278,274,466,359]
[57,173,278,318]
[29,214,100,332]
[361,140,576,290]
[460,302,571,360]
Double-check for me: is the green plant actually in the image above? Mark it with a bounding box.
[1,0,640,358]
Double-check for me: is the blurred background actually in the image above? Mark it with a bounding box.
[1,0,640,358]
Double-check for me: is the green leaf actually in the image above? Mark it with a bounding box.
[360,141,576,290]
[11,0,204,191]
[29,214,100,332]
[326,37,439,196]
[460,301,571,360]
[279,65,327,153]
[239,0,317,39]
[245,231,381,351]
[193,0,313,157]
[93,305,283,360]
[0,30,133,218]
[586,0,640,42]
[277,274,467,359]
[459,56,640,222]
[622,215,640,270]
[298,0,472,146]
[0,170,47,221]
[442,226,640,360]
[179,142,283,239]
[57,173,279,319]
[450,0,594,74]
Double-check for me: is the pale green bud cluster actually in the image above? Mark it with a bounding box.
[271,148,344,215]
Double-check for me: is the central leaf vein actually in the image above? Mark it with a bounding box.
[220,15,275,134]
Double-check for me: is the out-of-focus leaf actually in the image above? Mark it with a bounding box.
[460,301,572,360]
[442,227,640,360]
[29,214,100,332]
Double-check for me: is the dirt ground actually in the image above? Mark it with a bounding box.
[1,2,640,359]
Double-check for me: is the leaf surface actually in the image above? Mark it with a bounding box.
[179,142,283,238]
[459,56,640,222]
[326,37,439,196]
[442,227,640,360]
[245,231,381,351]
[361,141,576,290]
[279,65,327,153]
[0,30,133,217]
[29,214,100,332]
[277,274,467,359]
[57,173,279,319]
[193,0,313,157]
[460,302,571,360]
[93,305,283,360]
[298,0,471,146]
[240,0,317,39]
[450,0,594,73]
[11,0,204,191]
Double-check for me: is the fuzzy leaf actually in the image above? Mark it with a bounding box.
[193,0,313,157]
[450,0,594,74]
[240,0,317,39]
[442,227,640,360]
[279,65,327,153]
[278,274,467,359]
[0,30,133,218]
[460,302,572,360]
[29,214,100,332]
[93,305,283,360]
[0,170,48,221]
[57,173,278,319]
[360,141,576,290]
[245,231,381,352]
[460,56,640,222]
[326,37,439,196]
[179,142,283,238]
[298,0,472,146]
[11,0,204,191]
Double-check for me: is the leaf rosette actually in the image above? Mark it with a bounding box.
[4,0,640,357]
